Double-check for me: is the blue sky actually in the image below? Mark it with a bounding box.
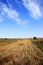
[0,0,43,38]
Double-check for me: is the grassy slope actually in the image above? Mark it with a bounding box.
[0,39,43,65]
[31,39,43,65]
[32,39,43,51]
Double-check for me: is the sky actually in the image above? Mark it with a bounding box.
[0,0,43,38]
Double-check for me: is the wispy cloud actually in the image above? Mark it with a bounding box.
[23,0,42,19]
[2,4,19,20]
[0,2,27,26]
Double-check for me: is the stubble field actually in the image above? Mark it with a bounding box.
[0,38,43,65]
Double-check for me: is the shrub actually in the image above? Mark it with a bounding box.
[33,37,37,40]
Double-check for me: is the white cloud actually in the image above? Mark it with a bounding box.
[23,0,42,19]
[0,3,26,25]
[0,2,28,26]
[2,5,19,18]
[2,4,19,19]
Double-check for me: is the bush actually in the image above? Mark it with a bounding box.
[33,37,37,40]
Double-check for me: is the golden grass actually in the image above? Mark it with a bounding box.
[0,39,43,65]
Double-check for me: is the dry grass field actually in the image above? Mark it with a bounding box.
[0,38,43,65]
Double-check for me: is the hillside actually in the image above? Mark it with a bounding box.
[0,39,43,65]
